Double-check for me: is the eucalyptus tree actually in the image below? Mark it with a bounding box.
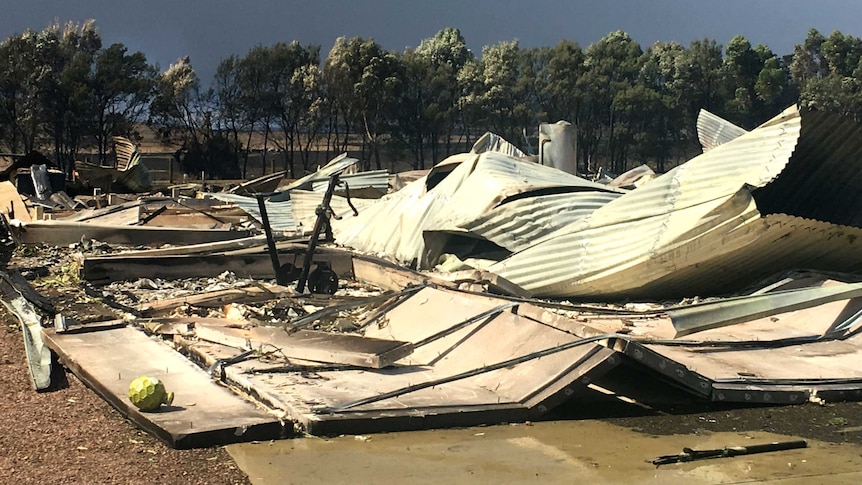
[0,31,42,153]
[677,39,725,123]
[414,28,473,161]
[237,45,280,175]
[91,43,157,164]
[394,47,432,168]
[324,36,404,169]
[213,54,246,165]
[579,30,643,173]
[518,45,553,142]
[150,56,240,179]
[539,40,586,129]
[790,29,827,88]
[34,20,102,174]
[480,40,527,144]
[794,29,862,121]
[289,63,326,172]
[458,40,531,147]
[150,56,203,141]
[267,41,322,175]
[393,28,473,168]
[637,41,687,171]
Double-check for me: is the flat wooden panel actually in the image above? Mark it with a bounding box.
[60,200,142,225]
[15,221,250,246]
[195,323,413,369]
[0,180,31,222]
[352,256,434,291]
[138,284,295,316]
[81,254,276,283]
[187,287,620,435]
[82,250,353,284]
[42,326,285,448]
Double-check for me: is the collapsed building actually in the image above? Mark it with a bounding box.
[2,104,862,448]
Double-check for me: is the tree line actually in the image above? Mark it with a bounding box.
[1,21,860,179]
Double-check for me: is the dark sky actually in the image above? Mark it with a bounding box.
[2,0,861,82]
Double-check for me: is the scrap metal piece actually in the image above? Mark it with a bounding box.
[297,173,346,293]
[0,271,52,390]
[696,108,748,152]
[268,153,359,202]
[649,440,807,466]
[668,281,862,337]
[255,192,288,286]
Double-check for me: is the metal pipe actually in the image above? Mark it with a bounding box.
[255,194,285,285]
[296,174,340,293]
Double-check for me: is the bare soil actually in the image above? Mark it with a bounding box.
[0,314,250,485]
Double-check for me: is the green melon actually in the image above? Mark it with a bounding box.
[128,376,174,412]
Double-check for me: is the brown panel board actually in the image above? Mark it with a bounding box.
[138,284,295,316]
[352,256,437,290]
[195,323,413,369]
[0,180,31,222]
[59,200,143,225]
[14,221,251,246]
[188,287,621,435]
[80,254,276,283]
[82,250,352,284]
[42,326,285,448]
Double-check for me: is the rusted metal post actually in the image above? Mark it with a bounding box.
[296,174,340,293]
[255,193,286,285]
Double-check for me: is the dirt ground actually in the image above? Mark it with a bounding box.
[0,317,250,485]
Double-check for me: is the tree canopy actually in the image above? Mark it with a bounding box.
[1,22,861,178]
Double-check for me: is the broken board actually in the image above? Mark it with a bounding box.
[194,323,414,369]
[14,220,251,246]
[0,180,31,222]
[42,325,285,448]
[188,287,620,435]
[138,284,296,316]
[81,249,352,284]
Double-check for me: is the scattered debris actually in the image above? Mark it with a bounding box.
[3,109,862,450]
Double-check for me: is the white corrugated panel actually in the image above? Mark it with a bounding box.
[331,151,622,266]
[470,132,527,157]
[310,170,390,193]
[449,191,622,253]
[205,193,296,232]
[488,189,762,297]
[486,105,862,299]
[288,190,376,234]
[269,153,359,201]
[325,106,862,300]
[696,109,748,151]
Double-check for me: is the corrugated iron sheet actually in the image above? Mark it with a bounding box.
[112,136,141,172]
[696,108,748,151]
[288,190,375,234]
[470,132,527,158]
[452,191,622,253]
[269,153,359,201]
[752,109,862,227]
[310,170,390,193]
[488,106,862,299]
[205,193,296,233]
[331,151,622,266]
[321,106,862,300]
